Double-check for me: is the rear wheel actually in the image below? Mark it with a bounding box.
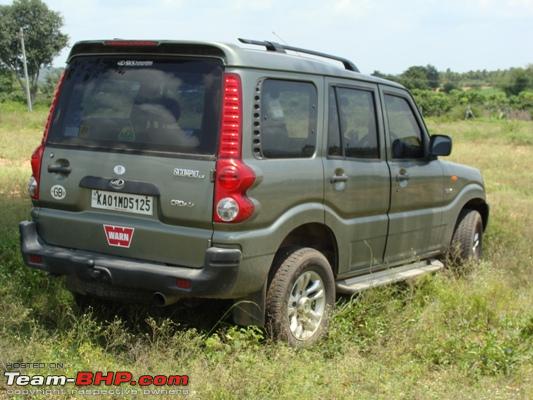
[449,209,484,264]
[266,247,335,347]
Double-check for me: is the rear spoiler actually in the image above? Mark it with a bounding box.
[68,40,226,62]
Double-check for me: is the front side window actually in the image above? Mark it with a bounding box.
[384,94,425,159]
[260,79,317,158]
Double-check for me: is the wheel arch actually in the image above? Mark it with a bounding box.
[270,223,339,281]
[461,197,489,231]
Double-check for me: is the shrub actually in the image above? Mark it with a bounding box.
[411,90,453,117]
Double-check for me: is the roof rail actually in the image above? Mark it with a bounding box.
[238,38,359,73]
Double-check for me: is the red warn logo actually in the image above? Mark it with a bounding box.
[103,225,135,248]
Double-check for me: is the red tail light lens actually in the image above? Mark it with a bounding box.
[29,71,66,200]
[28,254,43,264]
[219,73,242,158]
[29,145,44,199]
[214,73,256,223]
[176,278,192,289]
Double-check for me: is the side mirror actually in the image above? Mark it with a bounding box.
[429,135,452,157]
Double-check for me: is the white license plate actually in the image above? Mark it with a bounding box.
[91,190,153,215]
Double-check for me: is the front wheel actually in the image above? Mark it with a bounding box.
[266,247,335,347]
[449,209,484,264]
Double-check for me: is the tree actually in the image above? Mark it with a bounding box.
[400,66,430,90]
[0,66,18,101]
[398,65,440,90]
[501,68,530,96]
[425,64,439,89]
[442,81,458,93]
[0,0,68,104]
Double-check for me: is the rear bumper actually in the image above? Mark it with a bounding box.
[19,221,241,299]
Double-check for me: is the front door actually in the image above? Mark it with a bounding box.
[380,86,445,265]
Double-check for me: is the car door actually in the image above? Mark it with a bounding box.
[380,85,446,265]
[323,79,391,276]
[38,55,222,268]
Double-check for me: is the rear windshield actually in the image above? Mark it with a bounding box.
[48,56,223,155]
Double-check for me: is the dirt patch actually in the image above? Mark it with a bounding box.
[0,157,29,169]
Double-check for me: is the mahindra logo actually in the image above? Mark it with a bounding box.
[109,178,125,190]
[103,225,135,248]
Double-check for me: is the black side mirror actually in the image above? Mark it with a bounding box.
[429,135,452,157]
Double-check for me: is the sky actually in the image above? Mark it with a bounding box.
[2,0,532,74]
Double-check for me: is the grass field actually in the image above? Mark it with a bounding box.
[0,102,532,399]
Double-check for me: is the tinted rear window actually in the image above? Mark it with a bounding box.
[259,79,317,158]
[48,56,223,155]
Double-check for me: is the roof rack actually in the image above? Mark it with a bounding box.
[238,38,359,73]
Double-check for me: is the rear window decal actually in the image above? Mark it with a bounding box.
[117,60,153,67]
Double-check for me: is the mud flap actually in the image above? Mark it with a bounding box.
[232,283,266,327]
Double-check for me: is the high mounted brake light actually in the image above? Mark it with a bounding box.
[29,71,66,200]
[213,73,256,223]
[103,40,159,47]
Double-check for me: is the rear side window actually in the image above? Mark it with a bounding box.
[384,94,425,159]
[259,79,317,158]
[327,86,379,159]
[48,56,223,155]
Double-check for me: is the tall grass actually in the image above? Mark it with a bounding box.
[0,101,532,399]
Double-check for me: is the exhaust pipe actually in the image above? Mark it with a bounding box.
[152,292,180,307]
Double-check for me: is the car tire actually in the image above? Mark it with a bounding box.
[266,247,335,347]
[449,209,483,264]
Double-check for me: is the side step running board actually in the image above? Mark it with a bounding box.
[336,259,444,295]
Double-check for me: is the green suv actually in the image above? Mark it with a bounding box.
[20,38,489,346]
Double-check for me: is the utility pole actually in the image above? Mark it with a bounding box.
[18,27,32,112]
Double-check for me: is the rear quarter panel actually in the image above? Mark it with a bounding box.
[211,68,326,294]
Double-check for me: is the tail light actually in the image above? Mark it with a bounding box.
[213,73,256,223]
[29,71,66,200]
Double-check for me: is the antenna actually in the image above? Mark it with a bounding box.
[272,31,288,45]
[272,31,301,57]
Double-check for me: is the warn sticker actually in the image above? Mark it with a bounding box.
[103,225,135,248]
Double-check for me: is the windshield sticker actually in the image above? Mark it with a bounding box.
[117,60,153,67]
[118,126,136,142]
[64,126,79,137]
[79,123,89,138]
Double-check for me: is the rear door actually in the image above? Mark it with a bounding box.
[37,55,223,267]
[380,86,446,264]
[323,79,390,276]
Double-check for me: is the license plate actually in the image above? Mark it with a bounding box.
[91,190,153,215]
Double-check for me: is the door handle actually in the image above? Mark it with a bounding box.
[48,163,71,175]
[330,174,348,183]
[396,168,410,183]
[396,173,409,182]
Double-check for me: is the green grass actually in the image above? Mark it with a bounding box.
[0,101,532,399]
